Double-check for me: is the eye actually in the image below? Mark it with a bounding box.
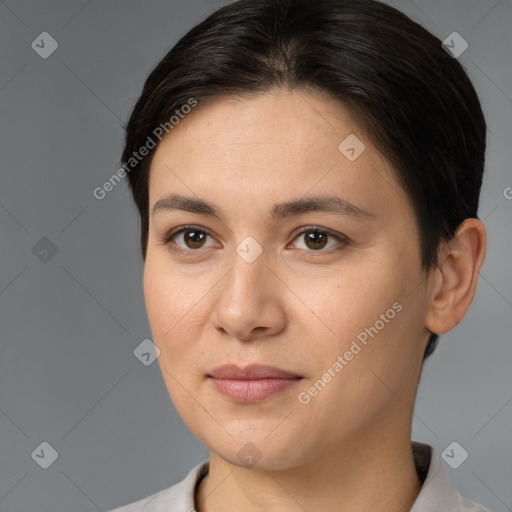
[288,227,348,252]
[160,225,348,254]
[162,226,219,251]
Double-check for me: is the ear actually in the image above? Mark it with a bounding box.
[425,218,487,335]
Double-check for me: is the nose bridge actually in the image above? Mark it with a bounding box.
[226,239,270,304]
[212,239,285,339]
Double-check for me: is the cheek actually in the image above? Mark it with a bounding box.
[143,264,208,418]
[143,262,206,385]
[144,260,202,339]
[293,247,424,386]
[290,255,400,348]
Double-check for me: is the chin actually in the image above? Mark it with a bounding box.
[205,431,313,472]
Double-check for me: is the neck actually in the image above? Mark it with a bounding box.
[195,423,422,512]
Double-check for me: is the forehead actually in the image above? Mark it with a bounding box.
[151,89,359,160]
[147,89,411,220]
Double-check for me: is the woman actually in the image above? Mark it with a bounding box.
[109,0,491,510]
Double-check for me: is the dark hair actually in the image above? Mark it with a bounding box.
[121,0,486,360]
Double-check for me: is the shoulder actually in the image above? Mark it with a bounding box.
[107,460,209,512]
[411,442,495,512]
[459,497,494,512]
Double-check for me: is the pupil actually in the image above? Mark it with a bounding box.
[306,232,327,250]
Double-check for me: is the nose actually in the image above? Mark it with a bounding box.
[210,248,287,342]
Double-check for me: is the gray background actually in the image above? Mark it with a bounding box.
[0,0,510,511]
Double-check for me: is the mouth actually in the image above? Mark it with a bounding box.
[207,364,303,402]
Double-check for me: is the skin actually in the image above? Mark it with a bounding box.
[143,88,486,512]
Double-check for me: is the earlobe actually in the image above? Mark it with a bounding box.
[425,218,487,335]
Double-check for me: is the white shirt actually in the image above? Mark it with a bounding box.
[107,442,493,511]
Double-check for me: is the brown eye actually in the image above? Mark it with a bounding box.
[290,228,348,252]
[183,230,207,249]
[163,226,218,251]
[303,231,329,250]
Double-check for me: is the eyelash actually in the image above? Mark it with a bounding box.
[160,225,349,255]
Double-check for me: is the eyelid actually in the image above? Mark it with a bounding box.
[160,224,350,252]
[288,225,349,251]
[159,225,220,250]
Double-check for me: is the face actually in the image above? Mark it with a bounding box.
[143,89,432,471]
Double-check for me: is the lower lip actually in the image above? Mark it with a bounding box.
[209,377,301,402]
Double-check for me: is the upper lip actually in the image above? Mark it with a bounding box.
[208,364,301,380]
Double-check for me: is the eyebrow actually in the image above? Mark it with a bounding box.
[151,193,375,221]
[151,194,375,221]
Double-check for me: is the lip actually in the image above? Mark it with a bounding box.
[208,364,302,402]
[209,364,300,380]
